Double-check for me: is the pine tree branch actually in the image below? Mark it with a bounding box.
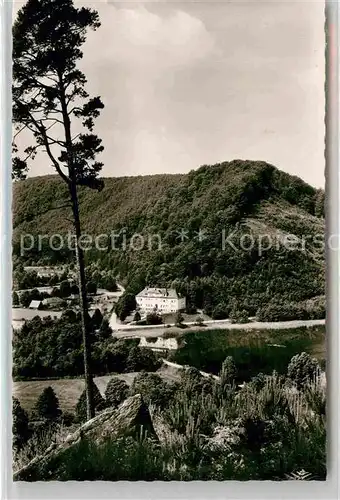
[13,124,29,140]
[38,121,70,185]
[43,117,64,125]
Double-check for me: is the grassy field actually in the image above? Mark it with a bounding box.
[13,368,182,415]
[13,374,133,415]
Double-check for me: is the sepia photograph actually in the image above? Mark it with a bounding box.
[11,0,326,481]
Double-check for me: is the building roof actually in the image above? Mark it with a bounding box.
[136,287,180,299]
[29,300,42,309]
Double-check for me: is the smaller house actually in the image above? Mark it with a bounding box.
[28,300,43,310]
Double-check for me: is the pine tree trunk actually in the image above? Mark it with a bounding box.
[69,180,94,420]
[58,72,94,420]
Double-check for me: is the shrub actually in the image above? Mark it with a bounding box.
[20,291,31,308]
[180,366,202,385]
[51,286,61,297]
[126,346,160,372]
[162,330,181,340]
[130,372,171,406]
[31,288,43,300]
[34,387,62,421]
[48,274,59,286]
[101,273,118,292]
[180,367,215,397]
[175,312,184,326]
[13,397,30,451]
[98,318,112,339]
[211,303,228,320]
[194,316,205,326]
[220,356,237,386]
[104,378,129,408]
[185,305,197,314]
[91,308,103,329]
[70,282,79,295]
[230,310,249,324]
[13,371,326,481]
[61,309,78,323]
[13,291,20,306]
[133,311,141,322]
[249,372,267,391]
[106,339,138,373]
[145,337,158,344]
[87,281,97,295]
[75,381,106,422]
[287,352,320,388]
[115,293,136,322]
[61,411,75,427]
[59,280,71,298]
[256,300,325,322]
[146,312,163,325]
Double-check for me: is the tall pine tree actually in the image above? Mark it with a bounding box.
[12,0,105,419]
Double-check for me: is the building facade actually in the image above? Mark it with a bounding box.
[136,287,186,314]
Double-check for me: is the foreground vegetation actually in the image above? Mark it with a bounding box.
[13,353,326,481]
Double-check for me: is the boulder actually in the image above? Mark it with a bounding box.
[14,394,157,481]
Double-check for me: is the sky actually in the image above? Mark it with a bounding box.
[14,0,325,187]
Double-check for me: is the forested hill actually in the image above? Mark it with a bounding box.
[13,160,325,318]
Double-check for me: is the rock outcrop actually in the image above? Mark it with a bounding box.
[14,394,157,481]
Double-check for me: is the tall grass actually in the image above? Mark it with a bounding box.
[16,371,326,481]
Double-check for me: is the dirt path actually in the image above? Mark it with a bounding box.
[113,319,325,338]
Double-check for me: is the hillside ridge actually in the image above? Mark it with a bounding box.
[13,160,325,318]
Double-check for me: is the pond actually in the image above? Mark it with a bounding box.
[171,325,325,382]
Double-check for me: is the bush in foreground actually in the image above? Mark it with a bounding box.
[104,378,129,408]
[287,352,320,388]
[75,381,106,423]
[16,372,326,481]
[130,372,174,407]
[220,356,237,386]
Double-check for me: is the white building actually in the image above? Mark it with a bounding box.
[136,287,186,315]
[29,300,42,310]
